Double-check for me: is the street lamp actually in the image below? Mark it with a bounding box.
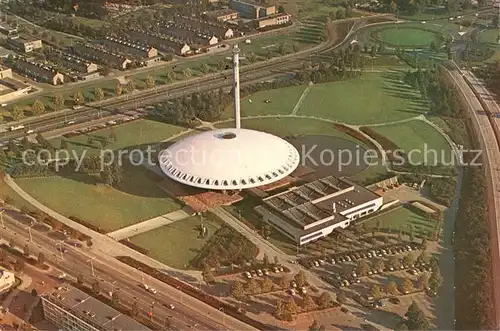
[87,257,96,277]
[0,208,5,228]
[55,241,65,259]
[26,223,34,242]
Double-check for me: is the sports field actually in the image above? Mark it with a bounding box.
[375,26,444,47]
[15,163,180,232]
[298,72,428,124]
[129,214,222,269]
[362,206,437,238]
[51,119,186,156]
[371,120,452,165]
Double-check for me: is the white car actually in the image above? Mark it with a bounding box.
[148,287,157,294]
[421,21,426,24]
[168,304,175,310]
[67,121,75,125]
[244,271,252,279]
[26,129,34,134]
[58,273,66,279]
[257,269,263,276]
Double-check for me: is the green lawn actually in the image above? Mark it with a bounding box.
[221,85,307,119]
[296,72,428,124]
[129,214,222,269]
[362,206,437,238]
[15,163,181,232]
[371,120,452,165]
[216,117,359,141]
[51,119,186,156]
[375,27,444,47]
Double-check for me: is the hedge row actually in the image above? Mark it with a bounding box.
[119,240,150,256]
[333,124,381,157]
[359,126,404,162]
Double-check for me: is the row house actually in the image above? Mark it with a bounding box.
[71,44,132,70]
[12,58,64,85]
[173,16,235,40]
[100,36,161,66]
[46,48,100,81]
[160,22,219,48]
[126,30,191,56]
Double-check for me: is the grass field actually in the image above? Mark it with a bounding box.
[371,120,452,165]
[297,72,428,124]
[362,206,437,237]
[15,163,180,232]
[221,85,307,119]
[217,117,358,140]
[129,214,222,269]
[50,119,186,156]
[375,26,444,47]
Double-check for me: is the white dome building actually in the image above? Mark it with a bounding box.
[158,45,300,191]
[158,128,300,190]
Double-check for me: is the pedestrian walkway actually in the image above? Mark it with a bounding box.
[107,209,191,240]
[291,81,313,115]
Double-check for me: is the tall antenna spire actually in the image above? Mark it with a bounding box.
[233,44,241,129]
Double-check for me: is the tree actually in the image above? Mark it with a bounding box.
[31,100,45,116]
[199,63,210,74]
[386,281,399,295]
[126,79,135,93]
[302,294,316,311]
[416,251,429,264]
[356,260,370,276]
[182,68,192,83]
[317,291,332,309]
[263,253,270,267]
[374,258,385,272]
[285,297,298,317]
[388,256,401,268]
[92,279,100,295]
[261,277,274,292]
[279,276,288,288]
[405,301,430,330]
[23,244,30,257]
[337,290,347,305]
[417,272,430,290]
[60,139,68,150]
[403,253,416,266]
[10,106,24,121]
[115,81,123,96]
[274,299,285,320]
[274,256,279,265]
[370,284,382,299]
[111,291,120,306]
[109,130,117,142]
[0,148,7,163]
[53,94,65,111]
[14,259,25,273]
[163,317,172,330]
[428,268,443,292]
[94,87,104,101]
[202,264,215,285]
[77,273,84,285]
[245,278,261,294]
[73,91,84,105]
[37,252,45,266]
[294,270,307,287]
[131,300,139,317]
[401,278,414,294]
[145,75,155,89]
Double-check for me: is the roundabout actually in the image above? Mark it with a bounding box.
[367,24,449,48]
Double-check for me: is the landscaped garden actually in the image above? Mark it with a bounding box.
[15,162,180,232]
[129,213,222,269]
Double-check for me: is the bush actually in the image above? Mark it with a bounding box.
[119,240,149,256]
[68,216,106,234]
[360,127,404,162]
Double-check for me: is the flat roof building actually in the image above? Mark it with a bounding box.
[41,285,151,331]
[255,176,383,245]
[205,9,239,22]
[229,0,275,19]
[256,13,291,29]
[8,35,42,53]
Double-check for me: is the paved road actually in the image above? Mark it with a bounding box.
[448,68,500,328]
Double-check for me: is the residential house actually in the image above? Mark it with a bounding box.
[47,48,100,81]
[173,16,235,39]
[256,13,291,29]
[100,36,161,66]
[71,44,132,70]
[8,34,42,53]
[0,23,18,37]
[160,22,219,48]
[205,9,239,22]
[13,58,64,85]
[0,65,12,79]
[229,0,275,19]
[126,30,191,56]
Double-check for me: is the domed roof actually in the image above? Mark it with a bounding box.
[158,128,300,190]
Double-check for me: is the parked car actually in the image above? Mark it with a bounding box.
[244,271,252,279]
[257,269,263,276]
